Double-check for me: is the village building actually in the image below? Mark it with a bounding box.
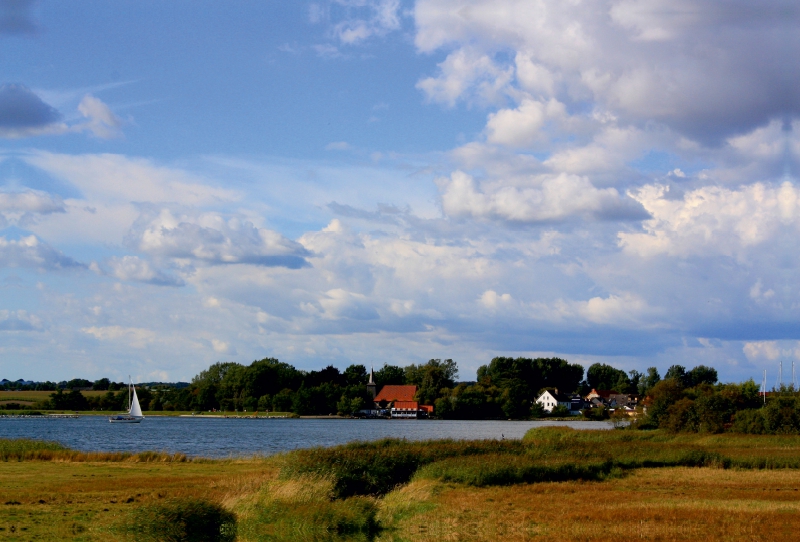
[585,388,639,408]
[367,382,434,419]
[535,389,583,414]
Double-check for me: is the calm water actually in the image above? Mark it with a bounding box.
[0,416,612,458]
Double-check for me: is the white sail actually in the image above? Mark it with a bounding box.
[129,385,144,418]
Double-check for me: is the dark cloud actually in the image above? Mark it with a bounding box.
[0,84,60,130]
[0,0,39,35]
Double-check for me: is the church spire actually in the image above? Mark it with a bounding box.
[367,365,377,399]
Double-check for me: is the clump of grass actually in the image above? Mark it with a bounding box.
[0,438,70,461]
[120,497,236,542]
[0,438,188,462]
[234,475,379,541]
[255,496,378,539]
[413,454,619,486]
[280,438,526,498]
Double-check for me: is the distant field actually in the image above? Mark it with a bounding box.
[0,390,109,402]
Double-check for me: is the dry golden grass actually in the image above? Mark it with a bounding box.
[0,459,278,541]
[385,467,800,541]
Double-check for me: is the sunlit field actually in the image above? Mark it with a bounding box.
[3,428,800,541]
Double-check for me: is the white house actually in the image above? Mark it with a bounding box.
[535,389,573,413]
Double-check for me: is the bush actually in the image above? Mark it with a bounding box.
[550,405,571,417]
[124,498,235,542]
[582,406,608,420]
[732,409,767,434]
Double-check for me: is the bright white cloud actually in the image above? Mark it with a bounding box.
[576,293,652,326]
[438,170,630,222]
[485,98,565,147]
[416,47,514,107]
[619,181,798,258]
[131,209,311,268]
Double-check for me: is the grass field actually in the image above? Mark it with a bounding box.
[0,391,109,402]
[3,428,800,541]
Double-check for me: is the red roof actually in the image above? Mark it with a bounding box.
[374,385,417,402]
[392,401,419,410]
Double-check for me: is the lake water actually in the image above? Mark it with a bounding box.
[0,416,612,458]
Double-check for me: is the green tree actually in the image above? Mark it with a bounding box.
[406,359,458,405]
[586,363,629,392]
[664,365,688,386]
[272,389,294,412]
[343,364,367,386]
[374,364,406,387]
[641,378,684,428]
[686,365,718,387]
[638,367,661,395]
[92,378,110,391]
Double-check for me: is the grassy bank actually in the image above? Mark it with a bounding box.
[4,428,800,540]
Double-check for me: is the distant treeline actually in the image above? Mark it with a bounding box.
[7,357,800,434]
[0,378,189,392]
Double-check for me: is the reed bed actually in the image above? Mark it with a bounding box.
[0,438,188,462]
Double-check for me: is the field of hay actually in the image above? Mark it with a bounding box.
[0,390,108,403]
[3,428,800,541]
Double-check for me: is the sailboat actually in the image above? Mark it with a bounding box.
[109,377,144,423]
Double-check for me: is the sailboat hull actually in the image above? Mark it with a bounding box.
[108,416,143,423]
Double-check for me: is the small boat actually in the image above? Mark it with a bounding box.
[109,377,144,423]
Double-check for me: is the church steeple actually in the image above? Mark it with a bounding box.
[366,366,377,399]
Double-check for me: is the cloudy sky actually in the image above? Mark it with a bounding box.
[1,0,797,384]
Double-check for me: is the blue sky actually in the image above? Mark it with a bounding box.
[1,0,798,385]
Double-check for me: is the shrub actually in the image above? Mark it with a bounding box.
[732,409,767,434]
[123,498,235,542]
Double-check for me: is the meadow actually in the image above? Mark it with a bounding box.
[3,427,800,541]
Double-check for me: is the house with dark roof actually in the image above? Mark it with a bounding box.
[585,388,638,408]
